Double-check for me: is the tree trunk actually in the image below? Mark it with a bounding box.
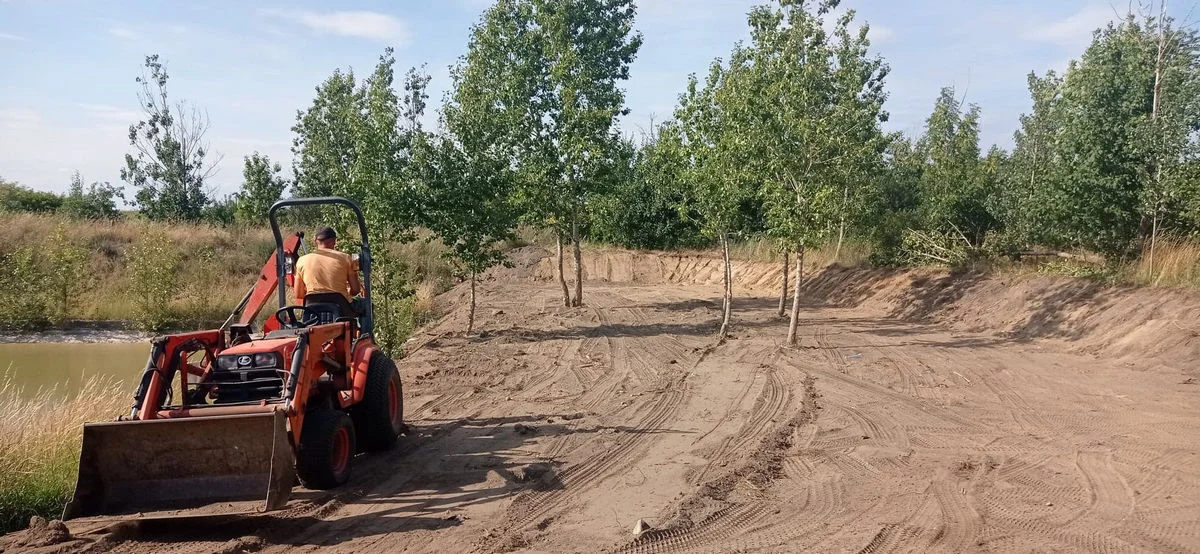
[834,185,849,262]
[777,251,789,319]
[787,246,806,346]
[718,232,733,339]
[571,218,583,307]
[1150,211,1160,283]
[467,269,476,335]
[556,233,570,307]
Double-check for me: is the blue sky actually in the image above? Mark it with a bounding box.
[0,0,1168,196]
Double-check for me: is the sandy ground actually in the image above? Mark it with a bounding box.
[5,251,1199,553]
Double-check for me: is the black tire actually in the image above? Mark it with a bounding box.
[351,352,404,452]
[296,409,355,489]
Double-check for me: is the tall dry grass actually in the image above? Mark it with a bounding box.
[1131,239,1200,288]
[1,213,275,325]
[0,213,459,333]
[0,375,126,533]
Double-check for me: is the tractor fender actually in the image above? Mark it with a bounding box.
[340,343,378,409]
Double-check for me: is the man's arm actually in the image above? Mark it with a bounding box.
[348,263,362,297]
[294,262,307,302]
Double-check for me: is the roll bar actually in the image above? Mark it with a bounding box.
[268,197,372,327]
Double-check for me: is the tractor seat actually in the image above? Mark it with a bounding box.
[303,292,356,326]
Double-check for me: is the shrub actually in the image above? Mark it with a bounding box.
[43,225,91,324]
[59,173,123,220]
[0,247,49,330]
[0,180,62,214]
[0,378,126,533]
[127,232,182,331]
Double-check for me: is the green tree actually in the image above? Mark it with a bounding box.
[914,87,994,247]
[675,64,757,339]
[292,69,361,200]
[1140,4,1200,271]
[733,1,890,345]
[127,231,181,331]
[0,247,48,330]
[588,125,706,250]
[43,225,89,324]
[235,153,287,222]
[291,50,430,351]
[61,171,124,220]
[862,137,923,265]
[121,54,219,221]
[1046,12,1200,260]
[413,134,518,334]
[202,194,237,226]
[0,178,62,214]
[993,71,1064,254]
[451,0,642,307]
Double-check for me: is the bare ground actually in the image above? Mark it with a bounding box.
[6,249,1199,553]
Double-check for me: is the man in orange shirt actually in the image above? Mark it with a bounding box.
[294,226,366,328]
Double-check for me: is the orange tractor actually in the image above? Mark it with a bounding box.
[64,197,404,520]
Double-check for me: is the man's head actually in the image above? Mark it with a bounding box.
[315,226,337,248]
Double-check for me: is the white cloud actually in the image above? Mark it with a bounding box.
[0,108,41,130]
[107,26,138,40]
[0,31,25,41]
[869,24,895,45]
[1024,5,1117,48]
[261,9,410,44]
[77,103,140,123]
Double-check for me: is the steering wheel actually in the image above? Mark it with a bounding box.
[275,306,314,329]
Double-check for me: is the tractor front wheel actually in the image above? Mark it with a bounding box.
[351,352,404,452]
[296,409,356,489]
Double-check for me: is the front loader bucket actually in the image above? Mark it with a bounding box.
[64,411,294,521]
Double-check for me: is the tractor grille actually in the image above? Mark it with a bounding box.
[211,367,287,404]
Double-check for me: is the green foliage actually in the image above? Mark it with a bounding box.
[0,226,90,329]
[236,153,287,222]
[862,138,923,264]
[415,135,517,278]
[913,87,996,246]
[43,225,90,324]
[992,71,1065,250]
[588,129,708,250]
[121,55,217,221]
[292,68,361,200]
[449,0,642,305]
[370,253,416,354]
[0,247,49,330]
[60,172,124,220]
[201,194,237,226]
[127,232,181,331]
[674,67,757,242]
[735,2,890,254]
[1042,14,1200,258]
[0,179,62,214]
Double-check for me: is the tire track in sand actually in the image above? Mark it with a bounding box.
[1064,449,1136,531]
[691,367,790,485]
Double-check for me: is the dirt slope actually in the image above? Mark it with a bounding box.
[8,248,1199,553]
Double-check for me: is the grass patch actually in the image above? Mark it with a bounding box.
[0,213,459,336]
[0,376,126,534]
[1129,239,1200,288]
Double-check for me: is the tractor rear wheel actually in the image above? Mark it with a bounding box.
[351,352,403,452]
[296,409,355,489]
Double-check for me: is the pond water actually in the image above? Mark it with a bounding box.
[0,342,149,399]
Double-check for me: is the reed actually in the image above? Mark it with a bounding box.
[0,375,126,533]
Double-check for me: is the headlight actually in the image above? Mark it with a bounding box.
[254,352,281,368]
[216,356,238,371]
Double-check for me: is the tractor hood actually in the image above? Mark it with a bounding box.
[222,337,298,356]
